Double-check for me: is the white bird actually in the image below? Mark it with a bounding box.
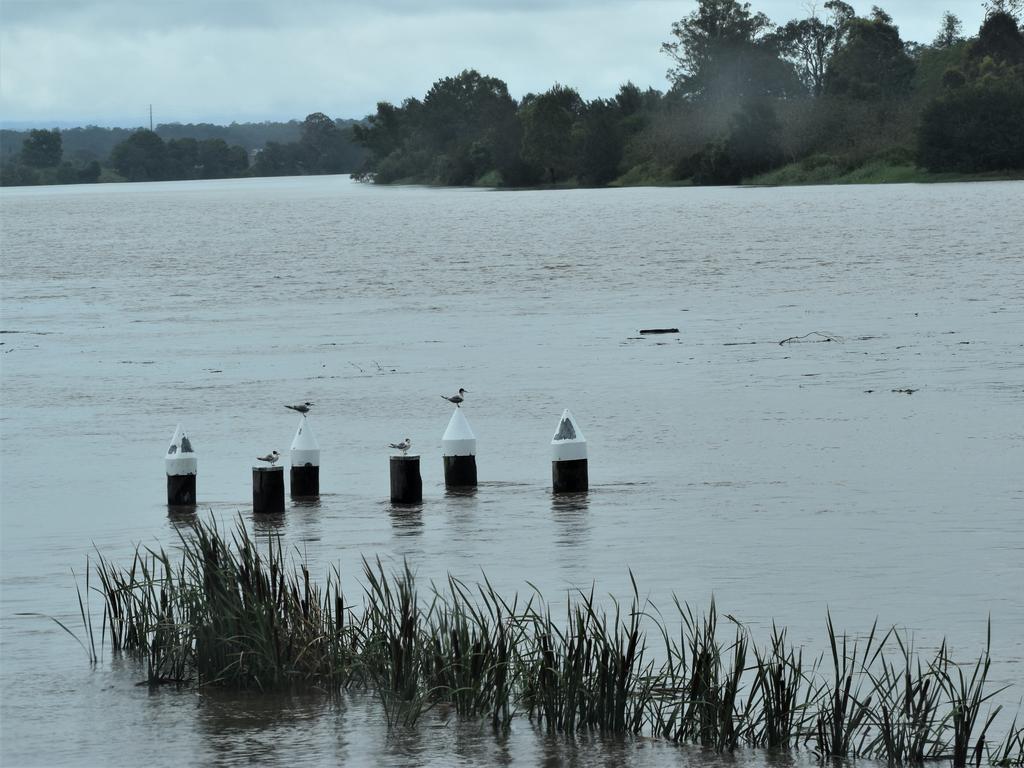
[441,388,467,407]
[285,402,314,414]
[256,450,280,465]
[389,438,412,456]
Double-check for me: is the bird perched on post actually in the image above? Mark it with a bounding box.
[285,402,314,415]
[389,438,412,456]
[256,450,280,466]
[441,388,467,407]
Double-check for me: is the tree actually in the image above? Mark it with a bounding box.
[299,112,341,173]
[688,99,783,184]
[918,78,1024,171]
[918,12,1024,172]
[983,0,1023,22]
[109,130,167,181]
[77,161,101,184]
[198,138,248,178]
[352,101,408,161]
[165,137,200,179]
[20,129,62,168]
[824,11,916,99]
[430,72,515,182]
[577,99,625,185]
[251,141,303,176]
[519,84,584,182]
[965,10,1024,75]
[933,11,964,48]
[662,0,800,101]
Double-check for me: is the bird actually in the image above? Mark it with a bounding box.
[285,402,314,414]
[389,438,411,456]
[256,450,280,466]
[441,388,467,407]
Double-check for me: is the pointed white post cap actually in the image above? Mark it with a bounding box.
[442,407,477,456]
[165,424,198,476]
[290,416,321,467]
[551,409,587,461]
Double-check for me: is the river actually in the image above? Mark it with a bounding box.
[1,177,1022,766]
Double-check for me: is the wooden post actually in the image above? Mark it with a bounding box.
[289,416,320,498]
[165,424,197,506]
[551,409,588,494]
[390,455,422,504]
[253,466,285,514]
[442,407,477,488]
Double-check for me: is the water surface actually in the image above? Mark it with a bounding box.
[2,177,1022,766]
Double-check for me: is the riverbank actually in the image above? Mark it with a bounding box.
[745,160,1024,186]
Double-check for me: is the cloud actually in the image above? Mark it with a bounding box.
[0,0,987,125]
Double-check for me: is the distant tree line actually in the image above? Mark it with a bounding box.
[4,1,1021,188]
[0,115,365,186]
[352,1,1024,186]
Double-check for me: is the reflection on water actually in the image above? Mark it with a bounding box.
[167,508,199,531]
[551,491,591,550]
[389,503,424,536]
[253,511,286,534]
[444,486,478,499]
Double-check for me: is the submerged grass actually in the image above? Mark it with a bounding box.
[78,516,1023,764]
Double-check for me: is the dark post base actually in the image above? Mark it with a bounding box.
[253,466,285,514]
[390,455,422,504]
[552,459,588,494]
[290,464,320,497]
[167,473,197,506]
[443,455,477,488]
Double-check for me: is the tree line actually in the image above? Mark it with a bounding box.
[3,0,1021,188]
[352,0,1024,186]
[0,115,365,186]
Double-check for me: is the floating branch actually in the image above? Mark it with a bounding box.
[778,332,845,346]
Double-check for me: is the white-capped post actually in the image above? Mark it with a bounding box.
[165,424,198,506]
[551,409,588,494]
[442,407,477,488]
[289,416,320,497]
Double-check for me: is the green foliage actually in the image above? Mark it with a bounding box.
[250,141,303,176]
[299,112,360,174]
[418,70,520,184]
[577,99,626,186]
[519,84,584,183]
[20,129,63,168]
[966,11,1024,76]
[776,2,855,96]
[108,129,252,181]
[917,11,1024,172]
[352,71,523,186]
[109,129,168,181]
[824,13,916,99]
[918,78,1024,171]
[679,101,783,185]
[662,0,801,102]
[934,11,965,48]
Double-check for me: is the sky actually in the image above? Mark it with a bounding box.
[0,0,987,128]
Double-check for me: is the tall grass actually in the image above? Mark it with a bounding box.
[75,517,1023,765]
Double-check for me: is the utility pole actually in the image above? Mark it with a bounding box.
[149,104,153,131]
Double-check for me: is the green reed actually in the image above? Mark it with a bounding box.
[73,516,1023,766]
[747,625,815,750]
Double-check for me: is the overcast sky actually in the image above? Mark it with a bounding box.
[0,0,986,128]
